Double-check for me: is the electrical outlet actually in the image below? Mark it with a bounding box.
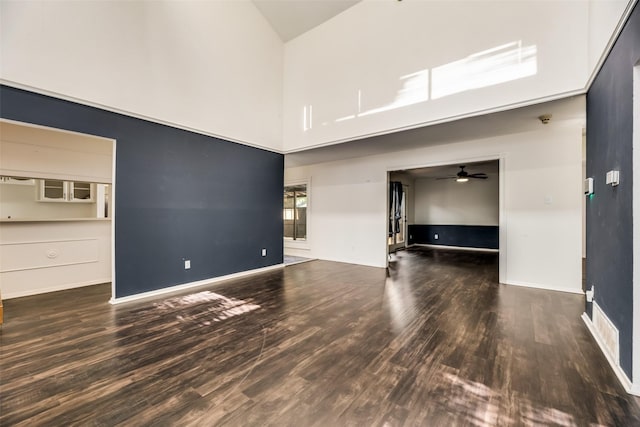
[261,248,267,257]
[184,260,191,270]
[434,233,439,240]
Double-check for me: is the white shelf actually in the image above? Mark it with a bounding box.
[0,218,111,223]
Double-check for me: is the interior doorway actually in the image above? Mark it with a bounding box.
[283,182,314,266]
[387,159,502,273]
[388,174,408,254]
[284,184,307,242]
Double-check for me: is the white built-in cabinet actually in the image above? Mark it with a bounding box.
[0,176,35,185]
[37,179,94,203]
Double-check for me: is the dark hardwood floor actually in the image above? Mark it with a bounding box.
[2,247,639,426]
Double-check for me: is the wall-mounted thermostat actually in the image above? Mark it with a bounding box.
[606,170,620,186]
[584,177,593,195]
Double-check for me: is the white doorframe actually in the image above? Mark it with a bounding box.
[110,139,117,302]
[385,155,505,284]
[632,63,640,393]
[498,156,507,284]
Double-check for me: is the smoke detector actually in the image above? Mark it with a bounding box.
[538,114,552,124]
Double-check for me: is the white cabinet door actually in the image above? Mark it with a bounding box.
[37,180,94,202]
[69,181,94,202]
[38,179,67,202]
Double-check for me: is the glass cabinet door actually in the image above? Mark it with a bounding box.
[37,180,94,202]
[41,180,66,201]
[70,181,93,201]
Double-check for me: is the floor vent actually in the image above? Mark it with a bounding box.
[593,302,620,366]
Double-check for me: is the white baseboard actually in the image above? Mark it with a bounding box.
[582,312,638,396]
[503,279,583,295]
[411,243,499,253]
[109,264,284,305]
[3,278,111,299]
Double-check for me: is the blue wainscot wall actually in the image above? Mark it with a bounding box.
[407,224,498,250]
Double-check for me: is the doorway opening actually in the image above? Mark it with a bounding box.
[283,182,314,266]
[0,119,116,301]
[387,176,410,253]
[387,159,502,278]
[388,179,407,253]
[284,184,307,242]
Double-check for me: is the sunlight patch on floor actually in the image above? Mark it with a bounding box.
[154,291,260,325]
[443,372,586,426]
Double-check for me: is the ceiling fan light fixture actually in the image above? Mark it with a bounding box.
[456,177,469,183]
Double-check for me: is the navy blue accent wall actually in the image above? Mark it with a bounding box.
[586,3,639,378]
[408,224,498,249]
[0,85,284,298]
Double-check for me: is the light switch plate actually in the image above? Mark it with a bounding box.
[584,177,594,195]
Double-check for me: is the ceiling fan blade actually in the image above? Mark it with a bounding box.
[468,173,487,177]
[435,176,457,180]
[469,175,488,179]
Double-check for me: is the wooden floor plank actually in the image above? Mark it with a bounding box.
[1,247,639,426]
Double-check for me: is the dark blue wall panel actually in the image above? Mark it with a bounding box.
[0,85,284,298]
[408,224,498,249]
[586,3,639,378]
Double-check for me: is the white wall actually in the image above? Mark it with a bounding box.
[587,0,633,77]
[0,220,111,298]
[285,160,386,267]
[0,121,113,183]
[283,0,590,151]
[0,120,112,218]
[414,173,499,226]
[0,0,283,151]
[285,123,583,293]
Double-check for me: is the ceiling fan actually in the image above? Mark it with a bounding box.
[436,165,488,182]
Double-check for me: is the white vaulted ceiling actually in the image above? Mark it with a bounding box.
[252,0,361,41]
